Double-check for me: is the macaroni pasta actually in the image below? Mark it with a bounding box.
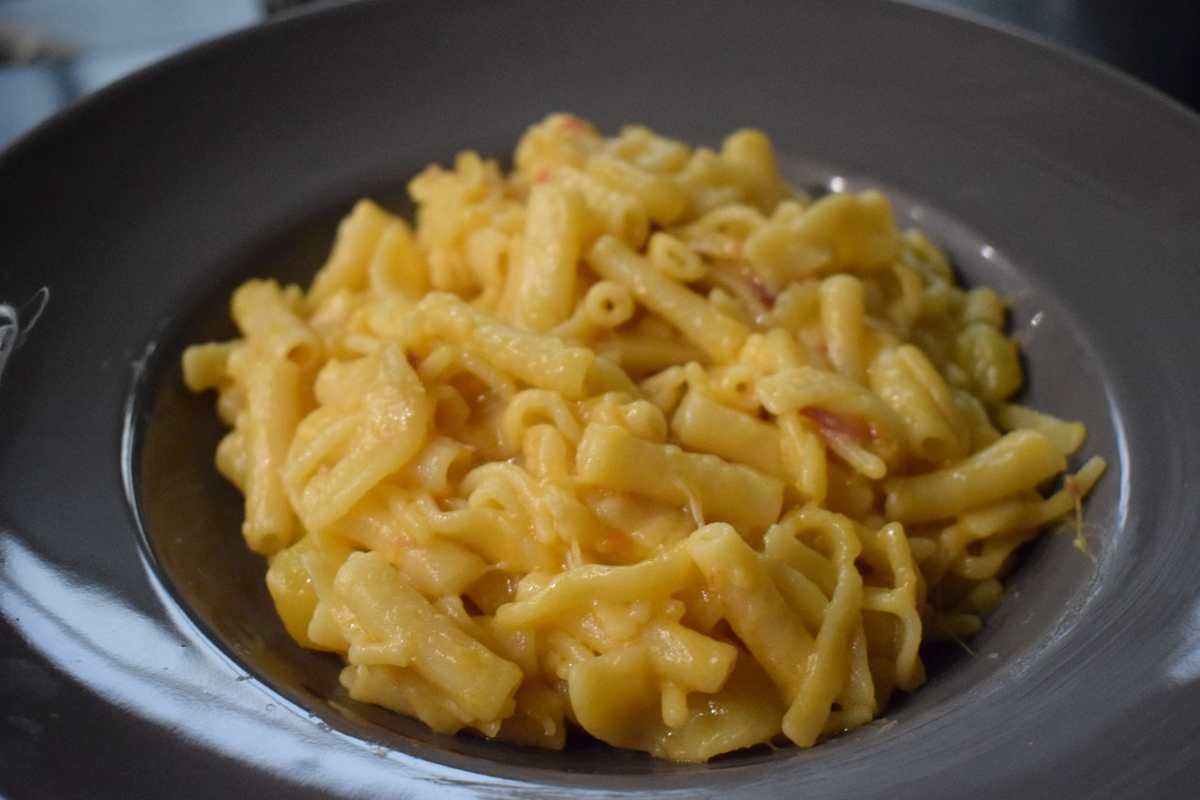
[183,115,1104,762]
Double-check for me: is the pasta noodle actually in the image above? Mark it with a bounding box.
[182,115,1105,763]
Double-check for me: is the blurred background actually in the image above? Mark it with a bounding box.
[1,0,1198,148]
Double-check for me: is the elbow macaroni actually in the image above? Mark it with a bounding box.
[182,115,1105,763]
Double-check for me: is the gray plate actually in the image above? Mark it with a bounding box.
[2,1,1199,797]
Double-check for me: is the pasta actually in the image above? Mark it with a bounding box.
[182,114,1105,763]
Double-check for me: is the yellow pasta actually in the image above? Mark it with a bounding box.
[576,423,784,535]
[647,232,706,282]
[670,389,783,477]
[308,199,394,308]
[994,402,1087,456]
[504,183,584,331]
[586,234,749,362]
[181,341,234,393]
[410,292,594,398]
[869,344,970,464]
[745,189,900,289]
[227,343,302,554]
[819,274,869,383]
[231,279,322,367]
[586,154,689,226]
[885,430,1066,524]
[183,115,1105,763]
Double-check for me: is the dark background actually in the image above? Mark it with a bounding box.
[1,0,1198,147]
[926,0,1200,109]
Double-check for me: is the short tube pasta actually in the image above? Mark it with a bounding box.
[885,430,1067,523]
[670,389,783,476]
[580,281,635,328]
[506,183,584,331]
[412,292,595,398]
[182,115,1105,764]
[575,423,784,535]
[819,274,868,383]
[586,235,749,362]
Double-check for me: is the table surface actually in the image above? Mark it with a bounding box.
[0,0,1198,149]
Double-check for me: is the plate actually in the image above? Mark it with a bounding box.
[2,1,1199,796]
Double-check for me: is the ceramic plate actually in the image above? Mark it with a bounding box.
[3,1,1199,796]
